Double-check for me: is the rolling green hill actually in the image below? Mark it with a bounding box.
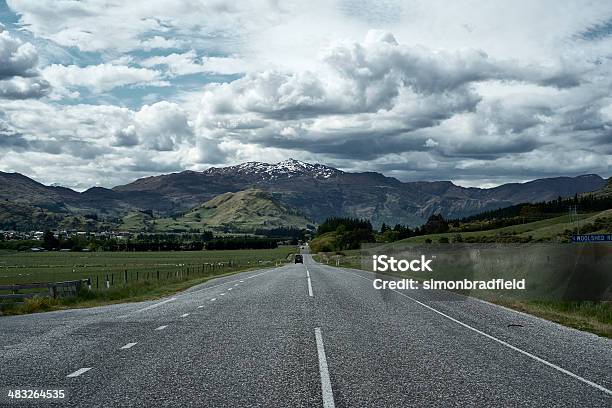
[120,189,314,234]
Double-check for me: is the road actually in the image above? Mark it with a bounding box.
[1,252,611,407]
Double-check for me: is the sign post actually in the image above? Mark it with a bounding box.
[571,234,612,243]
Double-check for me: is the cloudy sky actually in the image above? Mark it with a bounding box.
[0,0,611,190]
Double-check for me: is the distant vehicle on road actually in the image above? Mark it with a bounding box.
[295,254,303,263]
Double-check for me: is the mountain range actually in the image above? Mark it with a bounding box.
[0,159,608,232]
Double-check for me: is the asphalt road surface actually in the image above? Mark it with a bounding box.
[1,252,611,407]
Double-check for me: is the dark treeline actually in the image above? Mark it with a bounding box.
[3,231,286,252]
[379,214,450,241]
[314,215,451,250]
[317,217,373,235]
[454,194,612,225]
[205,237,279,250]
[253,227,307,239]
[42,232,215,251]
[0,239,40,251]
[315,217,375,250]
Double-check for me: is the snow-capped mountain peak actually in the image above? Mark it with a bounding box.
[204,158,342,180]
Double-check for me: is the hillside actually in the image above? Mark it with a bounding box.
[398,209,612,244]
[110,160,611,226]
[0,160,608,230]
[120,189,314,234]
[583,177,612,199]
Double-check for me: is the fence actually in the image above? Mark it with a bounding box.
[0,279,90,301]
[0,258,287,304]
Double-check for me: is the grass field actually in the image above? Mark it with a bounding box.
[0,246,296,315]
[399,209,612,243]
[0,247,295,286]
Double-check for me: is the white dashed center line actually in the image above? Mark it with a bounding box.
[180,313,190,318]
[220,293,226,296]
[67,367,92,378]
[125,297,176,316]
[155,325,167,331]
[197,305,204,309]
[228,288,233,291]
[314,328,335,408]
[210,298,216,301]
[121,342,137,350]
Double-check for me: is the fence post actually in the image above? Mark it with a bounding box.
[157,270,159,280]
[87,277,92,291]
[136,271,139,281]
[96,275,99,289]
[111,273,114,286]
[124,269,128,284]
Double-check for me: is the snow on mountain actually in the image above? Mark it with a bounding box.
[204,158,342,180]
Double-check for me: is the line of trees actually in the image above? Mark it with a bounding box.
[378,214,450,242]
[312,214,452,251]
[205,237,279,250]
[317,217,373,236]
[312,217,375,251]
[456,194,612,224]
[38,231,216,251]
[253,227,308,239]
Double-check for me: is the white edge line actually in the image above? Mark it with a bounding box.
[315,328,336,408]
[340,268,612,396]
[120,342,137,349]
[307,276,314,297]
[67,367,92,378]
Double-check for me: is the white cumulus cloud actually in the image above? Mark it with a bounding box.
[0,28,49,99]
[42,64,168,96]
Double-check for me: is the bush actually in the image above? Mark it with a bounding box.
[21,297,59,313]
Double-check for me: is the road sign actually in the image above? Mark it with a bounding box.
[571,234,612,243]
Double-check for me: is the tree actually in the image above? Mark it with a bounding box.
[43,230,59,250]
[422,214,449,234]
